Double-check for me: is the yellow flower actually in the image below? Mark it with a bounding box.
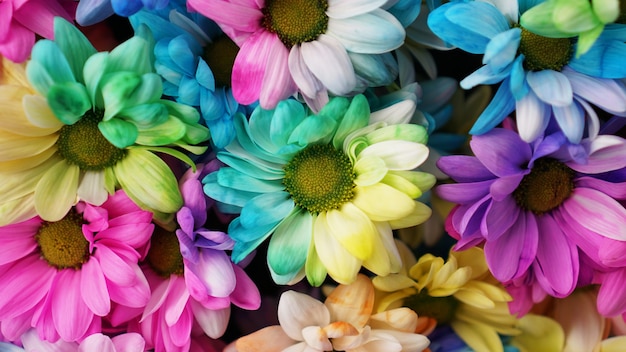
[373,241,519,352]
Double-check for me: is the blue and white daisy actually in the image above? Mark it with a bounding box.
[428,0,626,143]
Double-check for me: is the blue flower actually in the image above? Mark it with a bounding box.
[76,0,170,26]
[428,0,626,143]
[129,0,254,149]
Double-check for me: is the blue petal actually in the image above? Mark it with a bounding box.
[387,0,422,27]
[207,115,236,149]
[129,10,186,41]
[168,35,201,76]
[178,75,201,106]
[76,0,115,26]
[196,59,216,91]
[111,0,143,16]
[470,79,516,135]
[509,55,528,100]
[229,217,277,263]
[217,167,284,193]
[203,172,259,207]
[483,28,520,72]
[240,192,295,228]
[553,102,585,143]
[569,39,626,78]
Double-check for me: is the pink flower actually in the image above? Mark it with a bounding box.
[0,190,153,343]
[0,0,76,62]
[20,329,146,352]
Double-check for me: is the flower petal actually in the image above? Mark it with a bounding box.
[34,159,79,222]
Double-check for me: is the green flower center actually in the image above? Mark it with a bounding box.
[56,110,127,171]
[261,0,329,47]
[283,144,355,213]
[203,34,240,88]
[518,26,573,71]
[403,289,459,325]
[513,158,575,215]
[36,210,90,269]
[146,226,184,277]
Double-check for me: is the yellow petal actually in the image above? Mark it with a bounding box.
[23,94,65,130]
[375,290,414,313]
[510,314,565,352]
[362,226,391,277]
[381,172,422,199]
[354,154,387,187]
[0,194,37,226]
[451,320,504,352]
[0,57,30,87]
[325,274,374,328]
[0,153,60,205]
[353,183,415,222]
[0,90,59,136]
[77,170,108,205]
[388,201,432,229]
[0,129,57,162]
[326,203,376,260]
[601,336,626,352]
[372,274,417,292]
[0,146,56,173]
[313,213,362,285]
[34,159,79,221]
[369,308,418,333]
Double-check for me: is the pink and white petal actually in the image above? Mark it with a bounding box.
[78,333,116,352]
[288,45,323,99]
[164,278,191,326]
[191,302,230,339]
[565,67,626,113]
[168,305,194,347]
[187,0,263,33]
[229,264,262,310]
[568,135,626,173]
[0,22,35,63]
[300,34,356,96]
[259,40,296,109]
[563,187,626,241]
[80,258,111,317]
[576,176,626,199]
[21,328,77,351]
[232,30,281,105]
[278,290,330,341]
[52,270,93,341]
[515,90,550,142]
[188,249,237,298]
[111,333,146,352]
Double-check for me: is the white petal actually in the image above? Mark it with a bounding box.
[278,291,330,341]
[515,90,550,142]
[358,141,429,170]
[300,34,356,95]
[327,9,405,54]
[77,171,108,205]
[326,0,388,19]
[526,70,573,106]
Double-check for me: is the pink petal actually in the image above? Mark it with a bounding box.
[168,304,194,347]
[563,187,626,241]
[142,277,175,320]
[96,221,153,249]
[188,249,236,298]
[80,258,111,316]
[232,30,281,105]
[259,38,296,109]
[484,210,538,281]
[0,217,40,265]
[0,254,54,319]
[568,135,626,173]
[229,264,261,310]
[79,333,116,352]
[184,271,231,310]
[164,278,191,326]
[14,0,73,39]
[103,190,144,218]
[52,270,94,341]
[0,1,12,40]
[107,266,150,308]
[95,245,137,286]
[187,0,263,32]
[576,176,626,199]
[0,21,35,63]
[597,268,626,316]
[112,333,146,352]
[0,310,33,341]
[532,215,578,297]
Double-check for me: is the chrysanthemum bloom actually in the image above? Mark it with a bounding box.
[373,246,520,352]
[0,0,76,62]
[436,127,626,301]
[0,190,153,343]
[520,0,626,57]
[130,0,254,149]
[232,274,430,352]
[0,18,210,225]
[428,0,626,143]
[187,0,406,111]
[204,95,435,285]
[137,163,260,351]
[76,0,170,26]
[13,329,146,352]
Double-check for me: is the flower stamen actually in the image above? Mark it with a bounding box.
[146,226,185,277]
[36,210,90,269]
[518,26,573,71]
[261,0,329,47]
[513,158,575,214]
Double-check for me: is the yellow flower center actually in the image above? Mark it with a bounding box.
[404,289,459,325]
[36,210,90,269]
[513,158,575,214]
[283,144,355,213]
[519,26,573,71]
[56,110,127,171]
[203,34,240,88]
[146,226,184,277]
[261,0,329,47]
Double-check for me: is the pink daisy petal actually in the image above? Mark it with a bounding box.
[95,244,137,286]
[164,278,191,326]
[184,271,232,310]
[79,333,116,352]
[568,135,626,174]
[0,218,40,265]
[0,254,53,320]
[102,190,145,218]
[259,38,296,109]
[191,302,230,339]
[597,268,626,317]
[0,21,35,62]
[229,264,262,310]
[81,203,110,233]
[563,187,626,241]
[0,1,12,40]
[232,30,281,105]
[51,270,93,341]
[143,277,175,320]
[188,249,237,298]
[187,0,263,33]
[14,0,73,39]
[576,176,626,199]
[111,333,146,352]
[80,258,111,317]
[96,221,153,249]
[168,304,194,347]
[107,266,150,309]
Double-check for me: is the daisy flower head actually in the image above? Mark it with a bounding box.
[0,190,153,343]
[187,0,406,112]
[76,0,170,26]
[232,274,430,352]
[428,0,626,144]
[520,0,626,57]
[373,246,520,352]
[0,0,76,62]
[203,94,435,286]
[129,0,255,149]
[0,17,210,225]
[436,125,626,302]
[138,163,260,351]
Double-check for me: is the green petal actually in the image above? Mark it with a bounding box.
[381,173,422,199]
[101,72,142,121]
[135,115,186,146]
[592,0,620,23]
[98,118,139,148]
[553,0,601,32]
[287,115,337,146]
[389,170,437,192]
[83,52,109,108]
[34,160,79,221]
[107,26,154,75]
[333,94,370,150]
[119,103,169,128]
[510,314,565,352]
[53,17,96,83]
[268,210,312,276]
[180,122,210,145]
[47,82,91,125]
[114,147,182,214]
[26,40,75,96]
[366,124,428,144]
[317,96,350,121]
[575,25,604,58]
[519,2,574,37]
[305,237,328,287]
[161,100,201,124]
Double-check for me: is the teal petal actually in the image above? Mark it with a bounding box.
[98,118,139,148]
[118,103,169,128]
[134,115,186,146]
[203,172,260,207]
[317,96,350,121]
[270,99,307,147]
[53,17,96,83]
[333,94,370,149]
[101,72,142,121]
[230,218,277,263]
[249,106,281,154]
[288,115,337,146]
[216,152,284,181]
[216,167,285,193]
[83,52,109,108]
[231,113,289,164]
[240,191,295,228]
[107,26,154,75]
[268,210,313,276]
[26,40,75,96]
[47,82,91,125]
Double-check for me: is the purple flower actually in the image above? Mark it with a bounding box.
[436,126,626,304]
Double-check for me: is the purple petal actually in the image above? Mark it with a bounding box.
[470,128,531,177]
[489,173,524,201]
[568,135,626,174]
[456,195,491,236]
[436,155,495,182]
[187,249,236,298]
[436,179,494,204]
[563,187,626,241]
[481,196,520,241]
[179,169,208,228]
[484,210,538,281]
[576,176,626,199]
[532,215,578,297]
[597,269,626,317]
